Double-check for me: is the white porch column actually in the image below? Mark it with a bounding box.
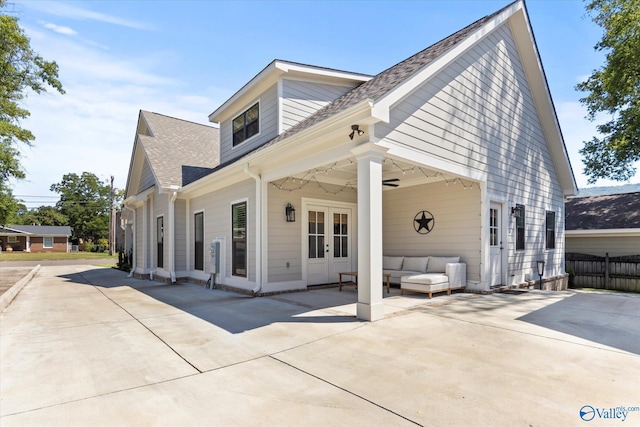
[352,143,388,321]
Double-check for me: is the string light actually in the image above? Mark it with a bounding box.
[271,158,478,194]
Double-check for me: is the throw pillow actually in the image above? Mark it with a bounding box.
[402,257,429,273]
[427,256,460,273]
[383,256,404,270]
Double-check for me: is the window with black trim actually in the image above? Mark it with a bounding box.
[194,212,204,271]
[157,216,164,268]
[232,202,247,277]
[546,211,556,250]
[515,204,525,251]
[232,102,259,146]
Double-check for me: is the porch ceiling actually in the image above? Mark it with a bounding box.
[271,157,478,192]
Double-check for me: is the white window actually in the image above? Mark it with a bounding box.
[43,237,54,248]
[7,236,17,243]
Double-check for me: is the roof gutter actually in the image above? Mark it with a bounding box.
[161,186,181,283]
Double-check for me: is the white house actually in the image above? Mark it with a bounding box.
[123,0,577,321]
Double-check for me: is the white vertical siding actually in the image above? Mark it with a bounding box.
[376,23,565,284]
[189,179,256,287]
[219,85,278,164]
[382,182,481,281]
[281,79,356,132]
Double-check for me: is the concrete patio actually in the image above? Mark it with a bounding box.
[1,265,639,426]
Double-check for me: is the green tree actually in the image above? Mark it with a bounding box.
[50,172,111,242]
[16,205,68,226]
[576,0,640,183]
[0,182,19,224]
[0,7,64,182]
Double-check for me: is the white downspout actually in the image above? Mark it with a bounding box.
[123,205,136,278]
[243,163,262,294]
[169,191,178,283]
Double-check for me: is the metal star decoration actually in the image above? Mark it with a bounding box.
[414,211,435,234]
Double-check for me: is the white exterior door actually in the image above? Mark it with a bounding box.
[489,203,502,287]
[306,205,353,285]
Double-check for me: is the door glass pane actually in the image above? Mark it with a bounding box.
[334,213,340,234]
[309,211,316,234]
[341,214,347,234]
[334,236,340,257]
[317,236,324,259]
[489,209,498,247]
[317,212,324,234]
[309,236,316,258]
[342,236,348,257]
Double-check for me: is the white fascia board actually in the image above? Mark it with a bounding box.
[371,1,522,122]
[243,99,374,167]
[566,229,640,237]
[208,61,282,123]
[182,99,374,196]
[277,61,372,83]
[124,131,142,198]
[2,226,31,234]
[508,5,578,197]
[160,185,181,193]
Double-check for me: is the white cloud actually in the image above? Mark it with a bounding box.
[10,23,221,202]
[24,2,152,31]
[39,21,78,36]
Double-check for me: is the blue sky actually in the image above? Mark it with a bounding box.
[7,0,639,207]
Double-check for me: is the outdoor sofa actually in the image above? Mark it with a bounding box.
[382,255,467,298]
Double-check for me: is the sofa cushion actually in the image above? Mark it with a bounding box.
[427,256,460,273]
[383,256,404,270]
[401,273,449,285]
[402,257,429,273]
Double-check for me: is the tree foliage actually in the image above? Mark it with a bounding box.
[576,0,640,183]
[0,8,64,182]
[16,205,68,226]
[0,182,19,224]
[50,172,111,241]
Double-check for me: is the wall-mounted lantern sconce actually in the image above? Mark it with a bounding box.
[285,203,296,222]
[536,260,545,290]
[349,124,365,140]
[510,205,521,217]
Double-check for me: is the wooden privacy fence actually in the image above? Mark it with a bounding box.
[566,253,640,293]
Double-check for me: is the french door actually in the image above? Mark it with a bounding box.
[306,205,353,285]
[489,203,502,287]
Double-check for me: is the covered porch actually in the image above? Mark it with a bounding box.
[262,142,485,321]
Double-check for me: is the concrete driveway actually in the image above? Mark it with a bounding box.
[1,266,639,426]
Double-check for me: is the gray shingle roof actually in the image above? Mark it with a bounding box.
[2,225,72,236]
[565,192,640,230]
[139,111,220,188]
[241,1,514,158]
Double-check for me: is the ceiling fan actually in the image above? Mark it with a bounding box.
[382,178,400,187]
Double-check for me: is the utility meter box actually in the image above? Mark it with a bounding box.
[210,240,220,274]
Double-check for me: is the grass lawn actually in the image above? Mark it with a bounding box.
[0,252,117,262]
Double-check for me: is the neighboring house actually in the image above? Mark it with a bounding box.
[0,225,72,253]
[565,192,640,257]
[123,0,577,321]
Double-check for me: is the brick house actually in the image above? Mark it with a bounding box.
[0,225,72,253]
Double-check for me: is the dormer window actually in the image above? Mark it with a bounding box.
[232,102,259,146]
